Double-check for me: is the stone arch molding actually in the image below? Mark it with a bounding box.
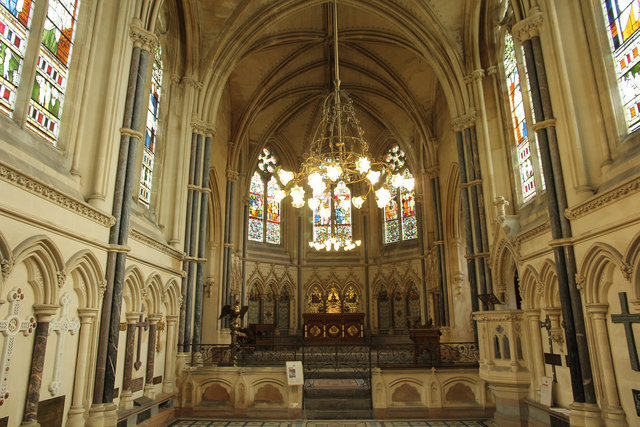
[8,235,66,305]
[66,249,104,309]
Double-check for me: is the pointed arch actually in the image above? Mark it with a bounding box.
[624,230,640,297]
[66,249,103,309]
[12,235,65,304]
[145,272,164,314]
[539,260,559,309]
[123,265,145,313]
[519,264,541,310]
[163,278,181,317]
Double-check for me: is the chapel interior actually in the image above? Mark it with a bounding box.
[1,0,640,426]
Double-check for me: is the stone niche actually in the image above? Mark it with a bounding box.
[391,383,422,406]
[200,383,232,407]
[252,383,284,407]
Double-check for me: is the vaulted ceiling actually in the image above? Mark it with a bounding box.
[162,0,483,172]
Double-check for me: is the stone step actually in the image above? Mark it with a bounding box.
[304,397,371,410]
[304,370,369,380]
[305,409,374,420]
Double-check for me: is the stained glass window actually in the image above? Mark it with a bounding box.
[602,0,640,131]
[139,44,163,207]
[248,148,282,244]
[383,145,417,244]
[248,171,264,242]
[407,283,421,319]
[392,288,406,330]
[313,190,331,243]
[262,289,274,324]
[0,0,33,116]
[504,32,536,201]
[26,0,81,144]
[333,181,352,242]
[266,177,280,244]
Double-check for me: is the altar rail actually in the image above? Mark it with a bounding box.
[199,342,478,368]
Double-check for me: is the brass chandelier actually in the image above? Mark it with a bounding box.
[273,0,414,251]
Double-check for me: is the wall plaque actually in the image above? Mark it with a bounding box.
[153,375,163,384]
[131,377,144,392]
[37,395,65,427]
[633,389,640,416]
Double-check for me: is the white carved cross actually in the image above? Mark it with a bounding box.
[48,292,80,395]
[0,288,36,406]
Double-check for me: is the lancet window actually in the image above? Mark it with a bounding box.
[26,0,81,144]
[382,145,417,244]
[602,0,640,131]
[248,148,282,244]
[377,283,421,333]
[0,1,34,116]
[502,31,544,203]
[139,44,163,207]
[312,180,353,246]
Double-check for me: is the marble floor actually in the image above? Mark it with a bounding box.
[169,420,493,427]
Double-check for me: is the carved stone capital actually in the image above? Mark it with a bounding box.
[451,111,477,131]
[426,165,440,178]
[471,69,485,81]
[191,118,216,136]
[226,170,239,182]
[512,8,543,43]
[129,19,158,52]
[486,65,498,76]
[183,76,203,90]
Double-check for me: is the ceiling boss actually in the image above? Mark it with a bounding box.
[273,0,414,252]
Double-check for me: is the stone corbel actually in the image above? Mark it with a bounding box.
[226,170,239,182]
[511,7,543,43]
[620,263,633,282]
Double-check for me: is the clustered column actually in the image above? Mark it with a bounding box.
[178,120,215,362]
[92,22,157,408]
[428,166,449,326]
[513,9,596,406]
[221,170,239,313]
[453,113,493,326]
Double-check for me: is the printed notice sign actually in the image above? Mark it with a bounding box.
[540,376,553,407]
[286,361,304,385]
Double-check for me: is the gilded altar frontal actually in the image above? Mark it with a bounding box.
[0,0,639,426]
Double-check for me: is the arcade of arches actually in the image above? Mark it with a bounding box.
[0,0,639,426]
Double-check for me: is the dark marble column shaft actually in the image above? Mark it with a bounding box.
[431,176,449,326]
[179,132,198,351]
[145,322,157,385]
[364,215,371,330]
[456,130,479,339]
[416,200,429,323]
[121,321,136,394]
[523,36,595,404]
[183,134,203,351]
[103,48,150,404]
[222,178,236,308]
[22,320,51,424]
[93,45,142,405]
[193,135,212,353]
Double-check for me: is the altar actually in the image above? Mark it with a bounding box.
[303,313,365,344]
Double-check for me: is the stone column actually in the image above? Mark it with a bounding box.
[21,304,59,427]
[222,170,239,311]
[67,308,98,427]
[586,305,626,426]
[193,130,214,361]
[525,309,545,400]
[429,167,449,326]
[163,315,178,393]
[144,314,162,399]
[119,313,139,410]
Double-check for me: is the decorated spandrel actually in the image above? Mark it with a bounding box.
[377,285,391,330]
[0,0,33,116]
[27,0,81,144]
[247,284,260,324]
[266,177,281,244]
[333,181,352,243]
[504,32,536,200]
[248,172,264,242]
[139,44,163,207]
[313,191,331,243]
[602,0,640,130]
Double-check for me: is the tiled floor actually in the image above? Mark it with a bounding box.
[169,420,492,427]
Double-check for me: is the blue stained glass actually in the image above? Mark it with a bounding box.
[333,181,352,241]
[385,219,399,244]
